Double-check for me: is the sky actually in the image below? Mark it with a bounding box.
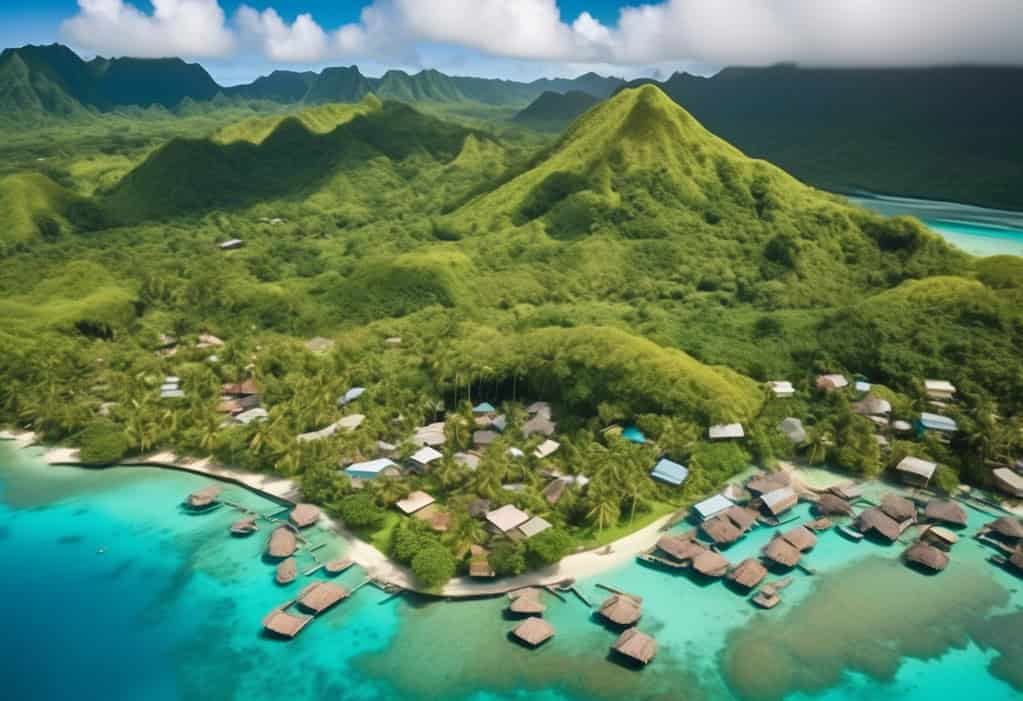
[3,1,1023,85]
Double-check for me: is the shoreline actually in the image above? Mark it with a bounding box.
[2,432,681,598]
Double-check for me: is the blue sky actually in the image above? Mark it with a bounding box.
[4,1,1022,86]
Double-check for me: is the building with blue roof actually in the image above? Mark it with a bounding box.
[345,458,401,481]
[473,402,497,414]
[917,412,958,434]
[650,458,689,486]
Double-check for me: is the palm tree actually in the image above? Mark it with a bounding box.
[587,495,620,533]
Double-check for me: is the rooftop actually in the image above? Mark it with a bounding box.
[709,423,745,440]
[612,628,657,664]
[511,617,554,646]
[396,490,436,515]
[486,504,530,532]
[693,494,734,520]
[411,446,443,465]
[345,458,399,476]
[534,439,560,459]
[650,458,689,486]
[518,515,552,539]
[919,413,958,433]
[289,503,321,528]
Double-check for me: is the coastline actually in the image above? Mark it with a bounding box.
[2,431,681,598]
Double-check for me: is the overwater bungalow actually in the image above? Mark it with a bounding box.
[746,471,791,496]
[186,485,222,510]
[262,608,312,639]
[813,494,854,517]
[508,588,546,616]
[760,486,798,518]
[276,558,297,584]
[855,508,903,542]
[924,499,968,528]
[992,468,1023,498]
[880,495,917,523]
[230,516,257,536]
[396,491,436,515]
[267,526,298,559]
[895,456,938,488]
[921,525,958,550]
[904,542,949,573]
[701,515,743,546]
[763,536,802,569]
[693,494,735,521]
[726,558,768,591]
[289,504,321,529]
[780,526,817,552]
[325,558,353,575]
[486,504,531,534]
[599,594,642,626]
[655,534,704,563]
[984,516,1023,544]
[611,628,657,665]
[829,482,866,501]
[511,617,554,647]
[297,581,349,614]
[723,506,759,532]
[692,550,730,578]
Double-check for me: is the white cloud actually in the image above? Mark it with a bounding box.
[60,0,1023,69]
[235,7,328,63]
[62,0,235,58]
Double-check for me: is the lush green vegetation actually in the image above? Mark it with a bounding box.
[1,83,1021,587]
[512,90,600,131]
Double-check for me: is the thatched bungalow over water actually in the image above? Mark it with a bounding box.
[856,508,903,542]
[924,499,968,527]
[693,494,735,521]
[701,516,743,547]
[921,526,958,550]
[904,542,950,572]
[325,558,353,575]
[289,504,321,529]
[656,534,704,563]
[727,558,768,590]
[895,456,938,488]
[276,558,297,584]
[880,495,917,523]
[746,471,791,496]
[993,468,1023,498]
[267,526,298,559]
[780,526,818,552]
[297,581,349,614]
[262,608,312,639]
[985,516,1023,543]
[814,494,853,517]
[599,594,642,626]
[187,485,222,509]
[692,550,730,578]
[761,486,798,517]
[231,516,257,536]
[511,617,554,647]
[611,628,657,665]
[508,588,546,616]
[723,506,759,532]
[763,537,802,569]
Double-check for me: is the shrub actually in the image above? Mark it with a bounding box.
[932,465,960,495]
[78,421,129,465]
[488,541,526,576]
[337,493,384,529]
[411,545,456,588]
[526,528,574,566]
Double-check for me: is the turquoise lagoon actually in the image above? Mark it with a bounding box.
[2,441,1021,701]
[848,193,1023,257]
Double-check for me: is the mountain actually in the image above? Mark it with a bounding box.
[103,100,483,222]
[513,90,600,130]
[625,65,1023,210]
[224,70,317,102]
[304,66,376,104]
[375,69,466,102]
[454,85,965,307]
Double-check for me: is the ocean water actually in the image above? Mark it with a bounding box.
[2,442,1021,701]
[847,193,1023,257]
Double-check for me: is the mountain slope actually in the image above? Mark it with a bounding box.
[304,67,375,104]
[211,95,382,144]
[103,101,482,222]
[224,70,317,102]
[376,69,466,102]
[513,90,600,130]
[454,85,967,307]
[627,65,1023,209]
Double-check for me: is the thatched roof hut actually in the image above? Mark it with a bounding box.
[692,550,730,578]
[988,516,1023,541]
[599,594,642,626]
[723,506,759,532]
[511,617,554,647]
[187,485,222,509]
[763,537,802,568]
[880,495,917,523]
[325,558,353,575]
[921,526,958,549]
[780,526,818,552]
[508,588,546,615]
[904,542,949,572]
[262,608,312,638]
[924,499,967,527]
[700,516,743,546]
[746,471,790,496]
[856,508,902,542]
[275,557,297,584]
[830,482,865,500]
[230,516,257,536]
[611,628,657,665]
[396,491,436,515]
[814,494,854,517]
[289,504,321,528]
[297,581,349,613]
[267,526,298,559]
[656,534,704,562]
[761,486,798,517]
[727,558,768,590]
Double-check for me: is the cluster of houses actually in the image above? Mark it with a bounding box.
[218,379,268,425]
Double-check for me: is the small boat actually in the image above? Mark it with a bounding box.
[276,558,298,585]
[325,558,354,575]
[837,524,864,541]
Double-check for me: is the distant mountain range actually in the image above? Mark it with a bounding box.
[512,91,600,130]
[0,43,625,121]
